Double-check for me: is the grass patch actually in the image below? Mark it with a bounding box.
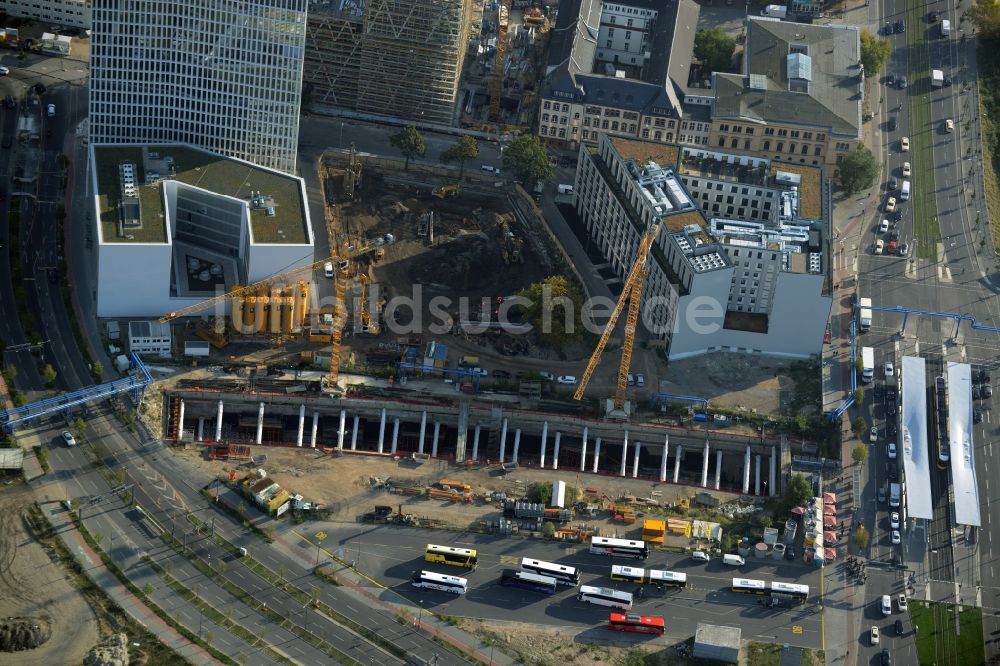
[747,641,783,666]
[977,36,1000,254]
[904,0,941,260]
[910,600,984,666]
[32,444,49,472]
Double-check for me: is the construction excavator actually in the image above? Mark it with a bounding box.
[573,222,662,417]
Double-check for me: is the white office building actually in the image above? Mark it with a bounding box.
[0,0,90,27]
[128,320,173,357]
[575,134,831,360]
[88,0,308,175]
[90,143,315,318]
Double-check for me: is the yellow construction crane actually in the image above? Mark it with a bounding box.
[358,273,379,335]
[573,223,662,411]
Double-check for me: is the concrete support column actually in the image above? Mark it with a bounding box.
[755,454,762,495]
[391,418,400,454]
[337,409,346,451]
[455,401,469,462]
[377,408,387,454]
[311,412,319,448]
[580,427,589,472]
[498,418,509,462]
[255,402,265,445]
[539,422,549,468]
[592,438,601,473]
[715,450,723,490]
[673,445,682,484]
[177,399,186,440]
[418,411,427,454]
[296,404,306,447]
[632,441,641,478]
[351,415,359,451]
[660,435,669,482]
[553,432,561,470]
[512,429,521,464]
[701,439,710,488]
[742,445,751,494]
[197,416,205,441]
[619,431,629,477]
[215,400,224,441]
[769,446,777,497]
[472,425,481,461]
[431,421,441,458]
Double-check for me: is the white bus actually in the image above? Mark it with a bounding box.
[731,578,767,595]
[520,557,581,586]
[610,565,646,584]
[647,570,688,589]
[577,585,634,610]
[499,569,558,595]
[589,536,649,560]
[411,570,468,595]
[769,581,810,602]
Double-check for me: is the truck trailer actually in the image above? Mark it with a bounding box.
[858,297,873,332]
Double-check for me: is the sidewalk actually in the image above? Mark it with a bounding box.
[40,500,216,666]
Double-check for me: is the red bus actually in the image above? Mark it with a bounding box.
[607,612,665,635]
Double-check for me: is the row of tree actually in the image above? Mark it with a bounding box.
[388,127,554,185]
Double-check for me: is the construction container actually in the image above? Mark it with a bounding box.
[642,518,666,544]
[551,480,566,508]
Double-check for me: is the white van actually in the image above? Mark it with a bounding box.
[723,554,745,567]
[691,550,710,562]
[557,184,574,195]
[881,594,892,616]
[323,261,334,278]
[481,165,500,175]
[900,180,911,201]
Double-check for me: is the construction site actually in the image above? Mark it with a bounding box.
[303,0,553,129]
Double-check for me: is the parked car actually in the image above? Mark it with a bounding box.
[885,361,894,377]
[900,137,910,151]
[885,197,897,213]
[878,487,887,503]
[898,243,908,257]
[897,595,908,611]
[983,384,993,398]
[902,162,911,177]
[888,117,897,131]
[61,431,76,447]
[888,442,897,459]
[875,239,885,255]
[871,626,880,645]
[635,373,645,387]
[557,375,577,385]
[538,372,554,381]
[870,427,879,443]
[891,530,901,545]
[879,219,890,233]
[627,373,635,386]
[0,66,9,76]
[890,511,900,529]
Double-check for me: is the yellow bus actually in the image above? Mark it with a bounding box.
[425,543,478,569]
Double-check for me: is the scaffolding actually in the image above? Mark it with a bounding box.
[305,0,472,125]
[303,1,366,109]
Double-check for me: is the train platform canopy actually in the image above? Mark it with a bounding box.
[948,362,981,527]
[901,356,933,520]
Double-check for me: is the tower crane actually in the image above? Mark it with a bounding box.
[573,223,662,412]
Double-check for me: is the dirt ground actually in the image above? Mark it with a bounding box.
[661,353,803,416]
[0,482,99,665]
[175,444,737,532]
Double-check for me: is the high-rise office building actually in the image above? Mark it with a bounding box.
[88,0,308,174]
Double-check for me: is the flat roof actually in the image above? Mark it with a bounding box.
[610,137,679,170]
[768,162,822,220]
[94,144,309,245]
[947,362,980,527]
[901,356,933,520]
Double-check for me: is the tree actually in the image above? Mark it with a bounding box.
[72,417,86,440]
[838,145,878,194]
[41,363,57,387]
[516,275,584,346]
[694,28,736,74]
[91,361,103,380]
[440,135,479,177]
[854,387,865,404]
[969,0,1000,37]
[852,416,866,438]
[501,135,553,186]
[541,521,556,538]
[389,126,425,170]
[782,474,812,512]
[852,444,868,464]
[859,30,891,77]
[854,525,870,550]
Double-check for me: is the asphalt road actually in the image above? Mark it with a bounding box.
[292,522,825,649]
